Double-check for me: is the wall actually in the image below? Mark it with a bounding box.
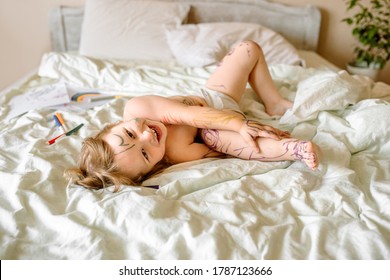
[275,0,390,84]
[0,0,85,91]
[0,0,389,91]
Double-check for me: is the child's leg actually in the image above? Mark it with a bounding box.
[201,129,318,170]
[206,40,292,116]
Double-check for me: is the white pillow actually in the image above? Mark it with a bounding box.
[165,22,304,67]
[79,0,190,61]
[279,70,369,124]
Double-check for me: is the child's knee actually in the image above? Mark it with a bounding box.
[235,40,262,58]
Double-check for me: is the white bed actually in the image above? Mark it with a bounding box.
[1,0,390,260]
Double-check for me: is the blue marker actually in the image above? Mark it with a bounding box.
[53,115,66,133]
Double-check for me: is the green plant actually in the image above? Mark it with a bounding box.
[342,0,390,69]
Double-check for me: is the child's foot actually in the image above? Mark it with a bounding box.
[296,141,319,170]
[265,98,292,116]
[284,140,319,170]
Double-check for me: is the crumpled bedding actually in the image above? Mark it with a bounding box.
[0,52,389,259]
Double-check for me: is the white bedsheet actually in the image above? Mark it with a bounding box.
[0,52,389,259]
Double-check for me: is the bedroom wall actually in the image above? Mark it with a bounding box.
[275,0,390,84]
[0,0,389,92]
[0,0,85,92]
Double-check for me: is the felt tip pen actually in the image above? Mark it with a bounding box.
[144,185,159,189]
[47,133,65,145]
[53,115,66,133]
[87,95,122,103]
[55,112,68,131]
[65,123,84,136]
[48,123,84,145]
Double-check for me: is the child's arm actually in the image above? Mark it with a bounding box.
[124,95,287,151]
[124,95,243,129]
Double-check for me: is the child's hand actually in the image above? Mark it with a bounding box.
[239,120,290,152]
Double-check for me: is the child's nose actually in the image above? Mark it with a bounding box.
[141,129,152,139]
[139,127,155,143]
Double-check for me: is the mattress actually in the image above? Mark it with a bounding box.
[0,51,390,259]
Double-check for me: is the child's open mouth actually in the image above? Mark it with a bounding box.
[149,126,162,142]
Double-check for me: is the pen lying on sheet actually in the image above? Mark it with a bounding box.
[71,92,101,102]
[87,95,122,102]
[55,112,68,131]
[53,114,66,133]
[47,123,84,145]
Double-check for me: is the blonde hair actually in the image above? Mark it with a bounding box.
[65,122,170,192]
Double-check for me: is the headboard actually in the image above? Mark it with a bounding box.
[49,0,321,52]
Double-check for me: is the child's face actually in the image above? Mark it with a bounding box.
[103,118,167,179]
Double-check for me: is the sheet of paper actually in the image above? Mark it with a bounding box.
[3,82,125,121]
[5,82,70,121]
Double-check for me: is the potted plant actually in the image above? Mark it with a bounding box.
[342,0,390,80]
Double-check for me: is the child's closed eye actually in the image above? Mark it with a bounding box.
[142,149,149,161]
[125,129,135,139]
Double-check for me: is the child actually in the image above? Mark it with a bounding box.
[66,41,318,191]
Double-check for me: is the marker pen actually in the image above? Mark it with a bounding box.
[53,115,66,133]
[48,123,84,145]
[65,123,84,136]
[47,133,65,145]
[55,112,68,131]
[87,95,121,103]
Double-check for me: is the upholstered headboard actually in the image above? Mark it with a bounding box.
[49,0,321,52]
